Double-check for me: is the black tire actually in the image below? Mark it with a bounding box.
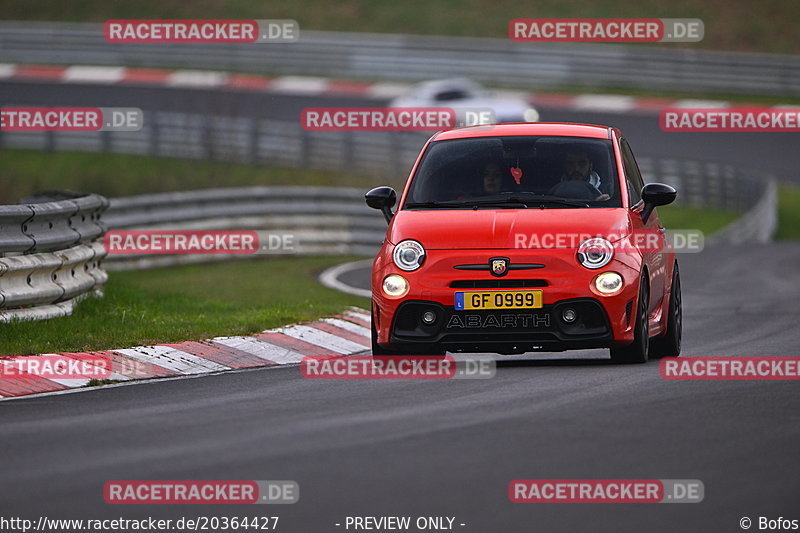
[650,264,682,358]
[610,276,650,364]
[370,303,445,356]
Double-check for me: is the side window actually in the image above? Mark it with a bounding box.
[620,138,644,205]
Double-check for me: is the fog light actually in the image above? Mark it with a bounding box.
[421,310,437,324]
[594,271,624,295]
[382,274,409,298]
[562,308,577,323]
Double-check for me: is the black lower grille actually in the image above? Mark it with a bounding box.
[449,279,548,289]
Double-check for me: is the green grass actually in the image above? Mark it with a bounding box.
[776,185,800,239]
[1,0,798,54]
[0,256,370,356]
[656,205,739,235]
[0,149,398,201]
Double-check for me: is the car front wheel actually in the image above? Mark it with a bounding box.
[610,276,650,364]
[650,264,682,358]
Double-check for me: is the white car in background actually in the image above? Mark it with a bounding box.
[389,78,540,126]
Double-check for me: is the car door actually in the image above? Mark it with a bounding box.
[619,137,666,315]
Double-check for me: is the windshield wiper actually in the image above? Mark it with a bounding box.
[529,198,590,208]
[503,193,590,208]
[461,198,532,208]
[404,201,464,208]
[405,195,589,209]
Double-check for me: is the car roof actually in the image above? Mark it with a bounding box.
[433,122,613,141]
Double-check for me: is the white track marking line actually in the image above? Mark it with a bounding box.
[344,310,371,323]
[0,63,16,79]
[211,337,305,364]
[269,325,368,354]
[347,306,371,318]
[318,260,373,298]
[270,75,329,94]
[320,317,370,338]
[115,346,229,374]
[366,82,412,98]
[672,99,730,108]
[573,94,636,112]
[63,65,125,83]
[167,70,228,87]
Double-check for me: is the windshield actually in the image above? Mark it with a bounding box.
[404,136,621,209]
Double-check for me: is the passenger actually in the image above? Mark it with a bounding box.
[481,162,504,195]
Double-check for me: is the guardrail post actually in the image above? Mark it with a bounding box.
[202,115,214,161]
[101,129,112,153]
[149,111,160,157]
[45,130,55,153]
[248,117,258,165]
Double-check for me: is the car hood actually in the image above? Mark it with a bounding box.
[388,208,632,250]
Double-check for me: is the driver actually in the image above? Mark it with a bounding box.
[550,150,610,201]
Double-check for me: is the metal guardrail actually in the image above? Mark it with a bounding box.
[0,193,109,322]
[1,22,799,96]
[0,112,427,183]
[639,158,778,243]
[103,187,387,270]
[710,180,778,244]
[0,192,108,253]
[0,106,775,212]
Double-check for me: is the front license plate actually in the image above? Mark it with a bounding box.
[454,290,543,310]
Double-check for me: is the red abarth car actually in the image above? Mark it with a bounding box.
[366,123,681,363]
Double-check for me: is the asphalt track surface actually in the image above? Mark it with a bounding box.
[1,81,799,532]
[1,80,798,182]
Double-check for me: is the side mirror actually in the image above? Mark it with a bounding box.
[365,186,397,224]
[640,183,677,224]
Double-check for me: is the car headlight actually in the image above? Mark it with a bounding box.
[577,238,614,269]
[393,240,426,271]
[594,271,624,295]
[523,108,540,122]
[382,274,409,298]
